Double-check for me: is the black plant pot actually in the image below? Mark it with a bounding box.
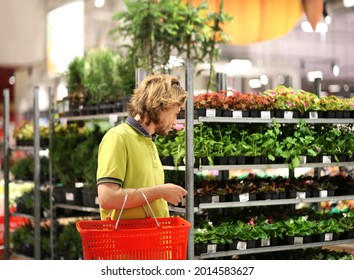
[287,235,312,245]
[214,156,228,165]
[194,243,208,255]
[81,189,99,208]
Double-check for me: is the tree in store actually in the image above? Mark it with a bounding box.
[110,0,232,91]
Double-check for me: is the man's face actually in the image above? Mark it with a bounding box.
[154,105,181,136]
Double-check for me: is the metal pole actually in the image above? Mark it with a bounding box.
[3,89,10,259]
[216,72,227,93]
[314,78,322,97]
[185,59,195,259]
[48,87,54,259]
[135,68,148,87]
[284,75,293,87]
[33,86,41,259]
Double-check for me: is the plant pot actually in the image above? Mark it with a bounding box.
[194,243,208,255]
[340,229,354,239]
[228,156,237,165]
[222,110,248,118]
[63,187,83,206]
[205,108,222,117]
[249,110,260,118]
[245,156,262,164]
[236,156,246,164]
[257,192,273,200]
[214,156,228,165]
[194,109,205,119]
[325,110,336,118]
[313,232,339,242]
[287,235,312,245]
[81,189,99,208]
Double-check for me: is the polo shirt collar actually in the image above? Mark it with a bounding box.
[126,116,155,139]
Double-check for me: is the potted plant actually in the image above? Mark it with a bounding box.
[110,0,232,90]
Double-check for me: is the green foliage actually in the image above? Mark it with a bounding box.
[11,155,49,183]
[110,0,232,88]
[12,223,51,259]
[56,222,83,260]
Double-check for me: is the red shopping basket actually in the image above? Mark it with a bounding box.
[76,216,191,260]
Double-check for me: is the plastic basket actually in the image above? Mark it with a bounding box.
[76,216,191,260]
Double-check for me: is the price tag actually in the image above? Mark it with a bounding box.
[261,111,271,119]
[299,156,307,164]
[109,114,118,123]
[212,196,220,203]
[181,197,186,206]
[325,233,333,241]
[232,110,243,118]
[239,193,250,202]
[284,111,293,119]
[309,111,318,119]
[206,109,216,117]
[65,193,74,201]
[294,236,304,245]
[319,190,328,198]
[261,238,270,247]
[60,118,67,126]
[323,156,331,163]
[237,241,247,250]
[207,244,217,253]
[296,192,307,199]
[63,99,70,112]
[95,196,99,205]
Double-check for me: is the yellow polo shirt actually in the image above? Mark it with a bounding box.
[96,117,168,220]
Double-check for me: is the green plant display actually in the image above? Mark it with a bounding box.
[110,0,232,90]
[56,222,83,260]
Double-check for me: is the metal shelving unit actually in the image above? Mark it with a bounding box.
[179,74,354,259]
[2,87,42,260]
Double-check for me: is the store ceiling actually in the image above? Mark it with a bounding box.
[0,0,353,96]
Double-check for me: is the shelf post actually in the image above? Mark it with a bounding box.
[314,78,322,178]
[2,89,10,259]
[185,59,195,259]
[33,86,41,260]
[135,68,148,88]
[48,86,54,260]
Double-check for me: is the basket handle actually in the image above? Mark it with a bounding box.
[114,189,160,230]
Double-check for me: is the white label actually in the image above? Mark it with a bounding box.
[323,156,331,163]
[63,100,69,112]
[206,109,216,117]
[237,241,247,250]
[309,111,318,119]
[207,244,217,253]
[261,111,271,119]
[65,193,74,201]
[325,233,333,241]
[109,114,118,123]
[60,118,67,126]
[232,110,243,118]
[319,190,328,198]
[239,193,250,202]
[212,196,220,203]
[296,192,306,199]
[284,111,293,119]
[293,236,304,245]
[95,196,99,205]
[261,238,270,247]
[299,156,307,164]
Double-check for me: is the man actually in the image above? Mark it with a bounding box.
[97,74,188,220]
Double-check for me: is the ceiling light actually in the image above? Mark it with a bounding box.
[332,64,340,76]
[226,59,252,75]
[8,76,15,85]
[249,79,262,89]
[328,84,341,92]
[94,0,105,8]
[343,0,354,7]
[307,71,323,82]
[260,74,268,85]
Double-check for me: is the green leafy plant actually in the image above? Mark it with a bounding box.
[110,0,232,90]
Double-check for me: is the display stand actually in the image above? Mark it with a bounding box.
[2,88,42,259]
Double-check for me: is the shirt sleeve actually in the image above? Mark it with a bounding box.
[96,129,126,186]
